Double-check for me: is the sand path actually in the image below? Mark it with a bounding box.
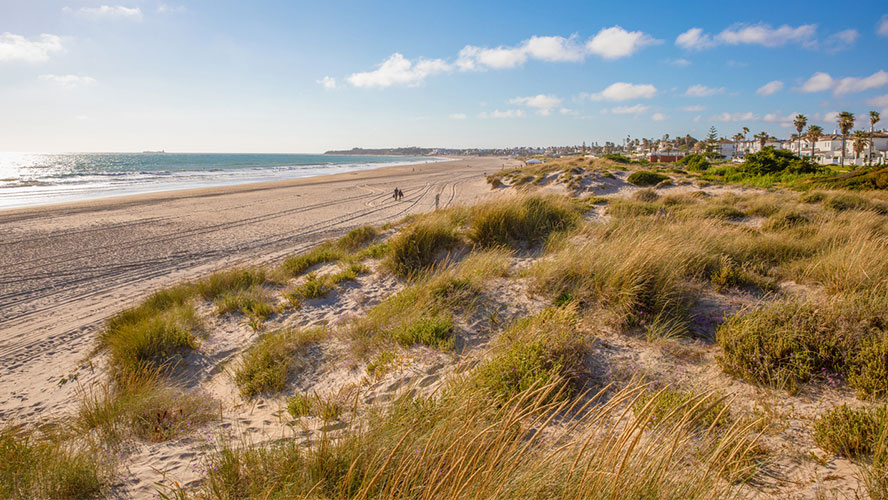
[0,157,515,422]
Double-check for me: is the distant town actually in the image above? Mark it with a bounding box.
[328,113,887,167]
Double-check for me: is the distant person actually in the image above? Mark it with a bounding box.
[393,188,399,201]
[435,193,440,210]
[398,188,404,200]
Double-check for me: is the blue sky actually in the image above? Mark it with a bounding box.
[1,0,887,152]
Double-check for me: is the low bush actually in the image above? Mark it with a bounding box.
[215,286,275,319]
[468,196,579,248]
[704,205,746,220]
[740,148,820,176]
[678,153,711,172]
[627,170,670,186]
[717,293,888,396]
[234,328,327,398]
[814,404,887,459]
[471,308,585,403]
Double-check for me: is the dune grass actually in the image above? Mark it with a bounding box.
[234,327,327,398]
[814,404,887,459]
[78,368,217,444]
[468,195,580,249]
[193,380,758,500]
[0,426,111,500]
[384,215,460,278]
[349,249,510,357]
[627,170,670,186]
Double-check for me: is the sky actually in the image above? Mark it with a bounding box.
[1,0,887,153]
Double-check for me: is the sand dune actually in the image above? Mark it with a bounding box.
[0,157,516,423]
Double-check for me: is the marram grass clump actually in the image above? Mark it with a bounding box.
[468,195,580,249]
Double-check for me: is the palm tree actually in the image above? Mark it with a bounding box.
[732,133,744,159]
[870,111,881,165]
[793,114,807,156]
[806,125,823,161]
[852,130,871,164]
[838,111,855,168]
[755,131,769,150]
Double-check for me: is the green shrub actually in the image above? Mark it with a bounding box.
[704,205,746,220]
[385,218,460,278]
[234,328,327,398]
[472,308,584,403]
[814,404,887,459]
[678,154,711,172]
[800,191,827,203]
[627,170,670,186]
[740,147,820,176]
[469,196,579,248]
[710,258,777,292]
[822,193,884,213]
[603,153,632,164]
[394,316,454,349]
[717,296,888,396]
[849,334,888,399]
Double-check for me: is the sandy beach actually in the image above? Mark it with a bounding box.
[0,156,515,423]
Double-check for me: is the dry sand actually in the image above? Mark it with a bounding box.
[0,156,517,423]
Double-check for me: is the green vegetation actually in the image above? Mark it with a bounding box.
[471,308,585,403]
[814,404,887,459]
[468,195,580,248]
[286,393,344,421]
[335,226,378,252]
[700,148,822,187]
[78,370,216,444]
[393,315,454,349]
[385,215,460,278]
[632,387,732,431]
[215,286,275,319]
[0,427,110,500]
[627,170,670,186]
[717,292,888,396]
[279,244,346,278]
[678,153,711,172]
[234,327,327,398]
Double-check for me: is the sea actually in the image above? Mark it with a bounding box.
[0,153,445,210]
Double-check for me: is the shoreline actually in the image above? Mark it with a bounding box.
[0,155,456,213]
[0,155,517,424]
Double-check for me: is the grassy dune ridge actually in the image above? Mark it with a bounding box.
[5,169,888,498]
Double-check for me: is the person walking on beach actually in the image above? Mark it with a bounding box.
[435,193,440,210]
[393,188,399,201]
[398,188,404,200]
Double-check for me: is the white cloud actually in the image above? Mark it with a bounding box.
[523,35,584,62]
[756,80,784,96]
[822,111,840,124]
[609,104,650,115]
[676,28,716,50]
[478,109,524,119]
[449,113,467,120]
[868,94,888,108]
[347,53,451,88]
[157,3,186,14]
[584,82,657,101]
[0,33,64,63]
[652,113,667,121]
[718,23,816,48]
[685,84,725,97]
[799,70,888,95]
[834,70,888,95]
[799,72,834,93]
[509,94,562,115]
[677,23,816,50]
[681,105,705,112]
[39,74,96,87]
[824,29,859,53]
[457,44,526,70]
[878,15,888,37]
[669,58,691,67]
[73,5,143,20]
[585,26,661,59]
[559,107,575,115]
[762,112,796,124]
[317,76,337,89]
[712,112,759,122]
